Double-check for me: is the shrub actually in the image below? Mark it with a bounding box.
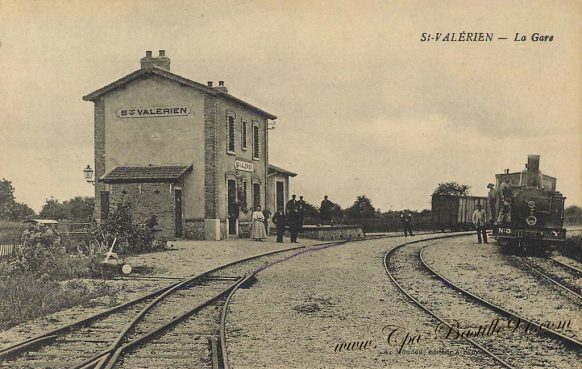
[95,201,168,255]
[10,227,101,280]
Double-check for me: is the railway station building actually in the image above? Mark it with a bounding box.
[83,50,295,240]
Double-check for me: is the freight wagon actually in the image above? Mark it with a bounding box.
[431,195,489,232]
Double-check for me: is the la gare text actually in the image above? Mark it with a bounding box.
[420,32,554,42]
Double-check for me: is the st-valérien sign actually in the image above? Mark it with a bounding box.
[117,107,191,118]
[235,160,254,172]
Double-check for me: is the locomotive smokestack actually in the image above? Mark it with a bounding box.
[527,154,541,187]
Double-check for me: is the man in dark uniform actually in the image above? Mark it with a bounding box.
[400,212,414,237]
[487,183,496,224]
[297,196,306,232]
[497,178,513,225]
[272,209,286,243]
[286,195,299,243]
[320,195,333,225]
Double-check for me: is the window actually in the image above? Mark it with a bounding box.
[252,123,260,159]
[253,183,261,209]
[241,119,248,150]
[242,178,248,209]
[227,113,235,153]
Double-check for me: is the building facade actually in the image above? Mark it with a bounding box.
[84,50,294,240]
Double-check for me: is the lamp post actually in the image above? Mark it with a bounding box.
[83,165,95,185]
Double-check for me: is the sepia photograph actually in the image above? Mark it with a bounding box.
[0,0,581,368]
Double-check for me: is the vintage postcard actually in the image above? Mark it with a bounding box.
[0,1,581,368]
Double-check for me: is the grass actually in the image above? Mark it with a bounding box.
[0,275,119,330]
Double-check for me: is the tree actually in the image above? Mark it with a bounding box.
[0,179,16,220]
[0,178,36,221]
[432,182,471,196]
[564,205,582,224]
[39,198,67,220]
[10,202,36,220]
[63,196,94,221]
[346,195,376,219]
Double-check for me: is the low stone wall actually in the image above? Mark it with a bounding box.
[299,225,364,241]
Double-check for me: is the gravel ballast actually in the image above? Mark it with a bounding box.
[226,235,499,369]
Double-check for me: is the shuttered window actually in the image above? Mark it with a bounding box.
[227,115,235,153]
[241,120,248,150]
[253,183,260,209]
[252,124,259,159]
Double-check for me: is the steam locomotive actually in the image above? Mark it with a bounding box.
[493,155,566,254]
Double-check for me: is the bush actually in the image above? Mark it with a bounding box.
[9,227,101,280]
[95,201,169,255]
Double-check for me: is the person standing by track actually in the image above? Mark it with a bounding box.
[400,212,414,237]
[320,195,333,225]
[286,195,299,243]
[487,183,497,224]
[251,205,267,241]
[297,196,306,232]
[272,209,286,243]
[472,204,488,244]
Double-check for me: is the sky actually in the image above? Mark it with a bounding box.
[0,0,580,212]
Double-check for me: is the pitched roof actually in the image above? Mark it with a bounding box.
[101,165,193,183]
[268,164,297,177]
[83,66,277,119]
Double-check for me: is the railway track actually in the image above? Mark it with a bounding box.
[516,256,582,301]
[0,243,328,369]
[384,237,582,369]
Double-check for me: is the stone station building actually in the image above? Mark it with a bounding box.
[84,50,294,240]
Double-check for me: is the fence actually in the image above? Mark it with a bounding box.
[0,244,15,259]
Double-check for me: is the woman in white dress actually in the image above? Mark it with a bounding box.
[251,205,267,241]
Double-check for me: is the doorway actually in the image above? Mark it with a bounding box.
[276,181,284,212]
[227,179,238,235]
[175,189,183,238]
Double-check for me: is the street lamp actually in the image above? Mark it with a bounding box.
[83,165,95,184]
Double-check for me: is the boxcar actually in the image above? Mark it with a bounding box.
[431,195,488,232]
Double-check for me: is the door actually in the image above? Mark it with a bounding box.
[175,189,183,238]
[227,179,237,235]
[276,181,284,212]
[100,191,109,220]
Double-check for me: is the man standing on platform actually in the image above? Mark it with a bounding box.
[272,209,286,243]
[320,195,333,225]
[286,195,299,243]
[400,212,414,237]
[298,196,306,232]
[472,204,488,244]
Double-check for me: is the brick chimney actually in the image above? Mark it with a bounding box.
[214,80,228,93]
[140,50,171,71]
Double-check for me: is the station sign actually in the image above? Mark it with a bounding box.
[235,160,254,172]
[117,106,191,118]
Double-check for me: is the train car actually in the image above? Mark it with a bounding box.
[493,155,566,254]
[432,195,488,232]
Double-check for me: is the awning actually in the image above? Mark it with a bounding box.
[100,165,193,183]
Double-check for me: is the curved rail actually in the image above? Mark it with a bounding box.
[0,243,308,366]
[419,246,582,350]
[101,277,244,369]
[219,273,257,369]
[383,237,513,369]
[516,258,582,301]
[550,257,582,277]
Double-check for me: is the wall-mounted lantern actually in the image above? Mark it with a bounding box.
[83,165,95,185]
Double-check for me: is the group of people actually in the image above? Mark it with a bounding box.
[471,179,514,244]
[250,194,308,243]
